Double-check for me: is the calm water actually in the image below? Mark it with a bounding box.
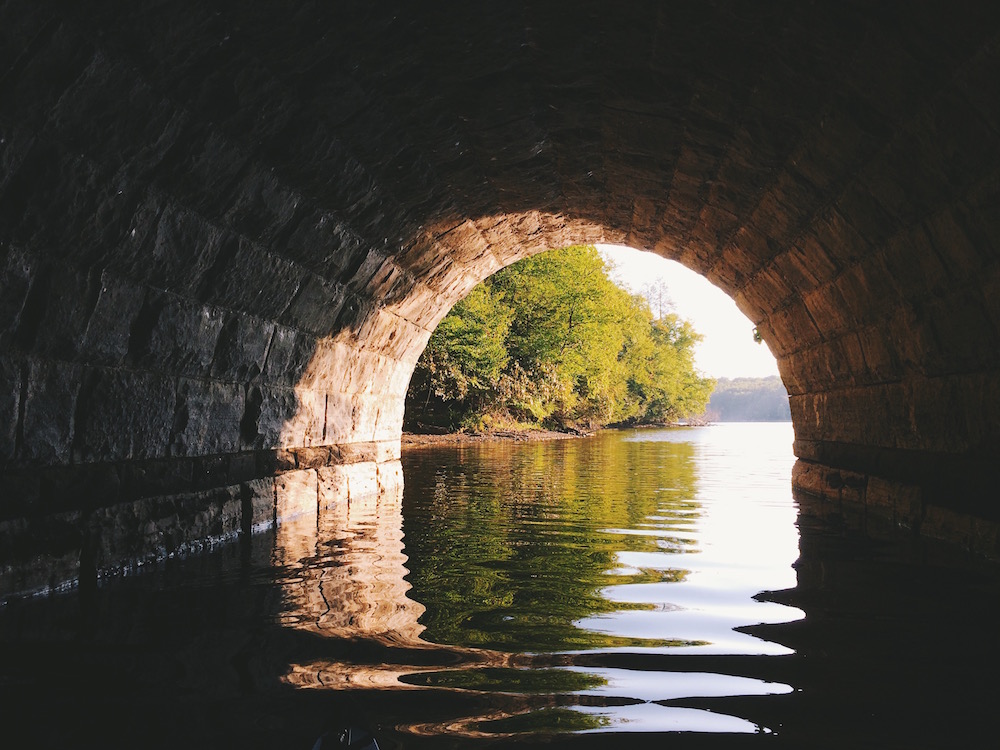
[2,424,999,749]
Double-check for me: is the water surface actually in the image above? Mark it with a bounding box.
[2,423,998,749]
[397,424,801,735]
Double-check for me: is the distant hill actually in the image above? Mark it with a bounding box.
[704,376,791,422]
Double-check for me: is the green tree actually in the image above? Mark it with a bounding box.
[491,246,638,427]
[407,283,514,428]
[404,245,715,431]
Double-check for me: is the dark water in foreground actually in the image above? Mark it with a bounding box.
[2,424,999,748]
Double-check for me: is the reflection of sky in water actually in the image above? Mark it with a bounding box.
[585,423,803,655]
[574,605,798,655]
[567,667,794,701]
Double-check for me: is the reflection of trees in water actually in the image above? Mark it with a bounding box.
[401,433,701,651]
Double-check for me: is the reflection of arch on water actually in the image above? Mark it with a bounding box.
[272,459,426,644]
[274,459,512,695]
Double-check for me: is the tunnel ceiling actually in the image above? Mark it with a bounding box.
[2,0,1000,536]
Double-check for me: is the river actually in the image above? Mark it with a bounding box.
[1,423,998,748]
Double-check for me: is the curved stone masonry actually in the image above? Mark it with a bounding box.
[2,0,1000,595]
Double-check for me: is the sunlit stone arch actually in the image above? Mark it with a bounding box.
[303,213,616,446]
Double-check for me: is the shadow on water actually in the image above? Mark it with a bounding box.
[1,425,999,749]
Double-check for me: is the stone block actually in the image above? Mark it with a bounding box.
[344,461,379,501]
[162,128,252,216]
[45,52,171,171]
[373,398,406,442]
[375,440,401,463]
[386,357,419,399]
[922,504,974,548]
[791,459,867,507]
[117,201,217,293]
[261,325,315,387]
[283,211,366,280]
[241,477,276,532]
[357,348,398,398]
[317,464,350,510]
[293,338,349,391]
[280,272,346,336]
[0,356,21,461]
[120,458,193,501]
[280,387,326,447]
[169,378,244,457]
[225,165,303,243]
[227,451,258,484]
[29,264,101,360]
[350,397,380,441]
[377,460,404,498]
[334,293,376,333]
[21,358,79,464]
[72,368,176,462]
[362,256,410,306]
[323,392,356,444]
[274,469,318,524]
[0,245,35,348]
[240,386,297,450]
[389,279,447,329]
[856,324,901,383]
[970,517,1000,559]
[88,487,242,572]
[209,312,273,383]
[207,239,308,321]
[79,273,146,366]
[293,446,333,469]
[274,449,298,471]
[339,441,376,464]
[191,454,228,491]
[139,293,226,378]
[866,476,922,523]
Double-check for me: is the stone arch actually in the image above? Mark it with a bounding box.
[3,0,1000,593]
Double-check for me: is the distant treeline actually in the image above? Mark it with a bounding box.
[705,376,791,422]
[405,245,715,433]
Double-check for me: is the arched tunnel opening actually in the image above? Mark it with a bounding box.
[2,0,1000,594]
[5,3,1000,747]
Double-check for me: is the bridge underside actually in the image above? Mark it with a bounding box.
[2,0,1000,593]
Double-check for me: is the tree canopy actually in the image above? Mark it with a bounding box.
[405,245,715,432]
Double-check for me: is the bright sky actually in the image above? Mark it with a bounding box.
[597,244,780,379]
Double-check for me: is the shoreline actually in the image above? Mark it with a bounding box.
[401,420,788,449]
[401,429,591,448]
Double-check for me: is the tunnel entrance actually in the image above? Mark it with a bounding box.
[400,244,718,436]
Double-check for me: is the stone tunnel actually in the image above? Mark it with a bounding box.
[3,0,1000,594]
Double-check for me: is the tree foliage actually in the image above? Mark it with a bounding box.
[405,245,715,431]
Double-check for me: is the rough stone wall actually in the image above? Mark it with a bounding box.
[3,0,1000,592]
